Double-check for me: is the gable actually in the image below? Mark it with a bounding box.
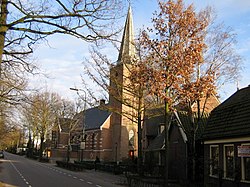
[100,115,111,130]
[170,111,188,143]
[191,94,220,113]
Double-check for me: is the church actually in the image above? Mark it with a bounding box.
[51,7,139,163]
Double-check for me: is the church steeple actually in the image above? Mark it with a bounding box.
[109,6,138,162]
[117,6,136,63]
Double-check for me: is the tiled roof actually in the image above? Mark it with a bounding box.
[84,107,111,130]
[203,86,250,140]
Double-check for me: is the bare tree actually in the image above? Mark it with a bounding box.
[21,101,39,157]
[0,104,23,151]
[56,98,76,119]
[0,0,126,115]
[21,91,77,158]
[0,0,125,70]
[204,17,242,88]
[0,66,27,105]
[0,124,21,151]
[21,92,62,158]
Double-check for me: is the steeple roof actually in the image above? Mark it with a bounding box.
[117,6,136,63]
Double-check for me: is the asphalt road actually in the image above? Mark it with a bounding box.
[0,152,127,187]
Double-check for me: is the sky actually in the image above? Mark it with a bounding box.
[30,0,250,103]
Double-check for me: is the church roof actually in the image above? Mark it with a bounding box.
[203,86,250,140]
[84,107,111,130]
[117,6,136,63]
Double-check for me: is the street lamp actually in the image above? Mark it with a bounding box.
[70,87,87,162]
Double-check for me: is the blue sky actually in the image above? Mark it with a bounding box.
[31,0,250,103]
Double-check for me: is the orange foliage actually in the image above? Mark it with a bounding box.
[141,0,216,110]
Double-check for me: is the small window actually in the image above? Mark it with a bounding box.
[224,145,234,179]
[210,145,219,177]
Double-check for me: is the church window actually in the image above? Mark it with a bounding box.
[129,130,134,146]
[92,133,95,149]
[94,133,98,140]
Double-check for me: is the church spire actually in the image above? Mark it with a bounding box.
[117,6,136,63]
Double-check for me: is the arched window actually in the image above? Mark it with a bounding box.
[129,130,134,146]
[92,133,95,149]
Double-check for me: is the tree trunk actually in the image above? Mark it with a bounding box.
[0,0,8,75]
[39,136,44,159]
[27,133,33,157]
[137,107,142,176]
[192,130,196,182]
[189,99,201,183]
[164,100,170,186]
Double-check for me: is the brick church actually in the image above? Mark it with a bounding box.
[51,7,139,162]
